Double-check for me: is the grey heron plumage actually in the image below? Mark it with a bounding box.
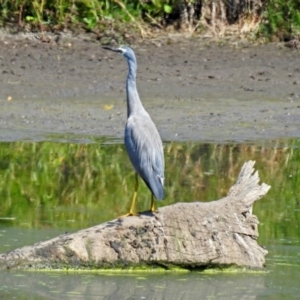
[103,46,165,215]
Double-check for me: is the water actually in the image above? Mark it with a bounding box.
[0,138,300,299]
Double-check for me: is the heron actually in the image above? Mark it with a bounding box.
[103,46,165,216]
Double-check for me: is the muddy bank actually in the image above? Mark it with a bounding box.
[0,34,299,142]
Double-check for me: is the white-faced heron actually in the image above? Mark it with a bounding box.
[103,46,165,216]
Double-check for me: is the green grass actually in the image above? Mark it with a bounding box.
[258,0,300,40]
[0,0,172,32]
[0,0,299,40]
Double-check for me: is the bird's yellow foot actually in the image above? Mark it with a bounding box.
[149,200,158,213]
[118,211,139,218]
[143,208,158,214]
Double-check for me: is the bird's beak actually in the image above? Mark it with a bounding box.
[102,46,123,53]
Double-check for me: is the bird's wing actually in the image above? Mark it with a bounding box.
[125,115,164,199]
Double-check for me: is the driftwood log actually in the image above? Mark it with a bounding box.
[0,160,270,271]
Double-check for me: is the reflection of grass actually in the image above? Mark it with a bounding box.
[0,140,300,247]
[254,140,300,246]
[0,141,132,227]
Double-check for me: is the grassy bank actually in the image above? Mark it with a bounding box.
[0,0,299,40]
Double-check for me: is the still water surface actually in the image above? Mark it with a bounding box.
[0,138,299,299]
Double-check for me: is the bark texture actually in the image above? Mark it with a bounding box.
[0,160,270,271]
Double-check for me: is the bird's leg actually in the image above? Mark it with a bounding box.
[119,173,139,217]
[150,193,155,212]
[128,173,139,215]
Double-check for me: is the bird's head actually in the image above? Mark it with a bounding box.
[103,45,137,65]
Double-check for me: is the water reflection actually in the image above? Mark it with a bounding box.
[0,139,300,299]
[0,140,299,239]
[0,141,298,227]
[0,271,267,300]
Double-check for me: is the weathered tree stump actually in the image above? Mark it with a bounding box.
[0,160,270,271]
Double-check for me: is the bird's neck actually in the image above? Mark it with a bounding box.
[126,66,145,117]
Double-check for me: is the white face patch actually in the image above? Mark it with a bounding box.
[120,47,127,55]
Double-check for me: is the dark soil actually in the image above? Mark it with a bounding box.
[0,33,299,143]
